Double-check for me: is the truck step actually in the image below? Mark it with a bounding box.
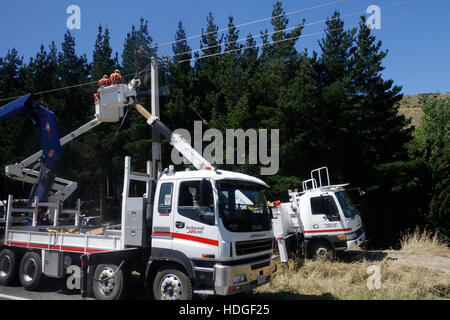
[193,290,215,296]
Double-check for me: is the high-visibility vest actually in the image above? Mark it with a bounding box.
[109,72,123,85]
[98,78,109,87]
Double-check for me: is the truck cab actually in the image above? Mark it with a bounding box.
[292,185,365,257]
[272,167,366,262]
[147,167,276,298]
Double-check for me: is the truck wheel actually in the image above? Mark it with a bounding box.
[0,249,18,286]
[92,264,127,300]
[19,251,44,291]
[309,240,335,261]
[153,265,192,300]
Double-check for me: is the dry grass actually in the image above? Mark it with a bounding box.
[399,227,448,254]
[252,229,450,300]
[253,257,449,300]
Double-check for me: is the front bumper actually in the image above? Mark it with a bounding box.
[214,255,277,296]
[346,231,366,250]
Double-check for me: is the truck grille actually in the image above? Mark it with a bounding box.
[235,238,273,256]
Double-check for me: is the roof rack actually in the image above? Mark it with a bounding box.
[301,167,330,191]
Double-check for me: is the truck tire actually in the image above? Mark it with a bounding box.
[92,264,127,300]
[0,248,18,286]
[19,251,44,291]
[309,240,335,261]
[153,265,192,300]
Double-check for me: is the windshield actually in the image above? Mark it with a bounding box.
[336,191,360,218]
[217,180,271,232]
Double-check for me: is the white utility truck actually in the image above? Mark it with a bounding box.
[0,60,277,300]
[272,167,366,263]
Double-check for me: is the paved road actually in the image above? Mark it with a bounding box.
[0,278,91,300]
[0,276,158,300]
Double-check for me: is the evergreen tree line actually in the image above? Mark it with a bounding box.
[0,2,447,247]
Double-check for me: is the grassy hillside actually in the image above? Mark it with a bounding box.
[397,92,450,128]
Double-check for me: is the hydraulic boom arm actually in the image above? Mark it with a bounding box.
[134,104,214,171]
[0,94,62,215]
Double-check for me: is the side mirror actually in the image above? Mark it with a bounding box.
[269,207,278,219]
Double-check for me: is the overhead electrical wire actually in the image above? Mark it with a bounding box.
[0,1,347,102]
[172,0,417,61]
[0,0,442,102]
[177,0,446,65]
[0,73,136,103]
[149,0,348,50]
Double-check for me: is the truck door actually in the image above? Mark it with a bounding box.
[151,182,175,250]
[172,179,219,259]
[307,194,344,234]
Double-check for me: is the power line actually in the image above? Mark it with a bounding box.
[384,2,450,21]
[0,73,136,103]
[0,0,436,102]
[172,0,417,61]
[178,0,442,65]
[168,9,361,59]
[150,0,348,50]
[0,1,347,104]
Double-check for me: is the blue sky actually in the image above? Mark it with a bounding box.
[0,0,449,94]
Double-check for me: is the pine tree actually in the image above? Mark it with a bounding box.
[0,49,25,98]
[57,31,90,131]
[92,25,115,80]
[214,15,244,130]
[192,12,223,123]
[304,11,357,181]
[0,49,30,169]
[122,18,156,77]
[251,1,305,180]
[351,16,411,167]
[118,18,157,172]
[166,21,195,130]
[268,1,304,60]
[253,1,304,118]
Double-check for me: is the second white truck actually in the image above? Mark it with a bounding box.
[272,167,366,263]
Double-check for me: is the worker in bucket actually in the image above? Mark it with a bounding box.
[94,75,110,102]
[109,69,124,85]
[98,74,110,88]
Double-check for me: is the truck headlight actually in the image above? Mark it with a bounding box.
[344,232,357,240]
[338,232,358,241]
[232,274,247,284]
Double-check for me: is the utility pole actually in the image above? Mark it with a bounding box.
[151,57,162,179]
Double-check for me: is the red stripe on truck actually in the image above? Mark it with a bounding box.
[152,232,219,247]
[304,228,352,234]
[6,241,108,253]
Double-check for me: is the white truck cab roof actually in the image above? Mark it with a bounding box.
[159,169,269,188]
